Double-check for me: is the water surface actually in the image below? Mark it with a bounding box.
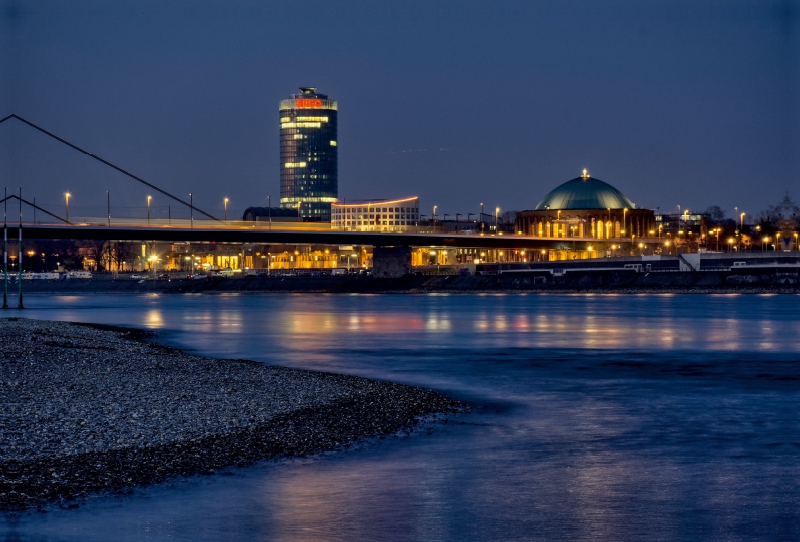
[4,293,800,541]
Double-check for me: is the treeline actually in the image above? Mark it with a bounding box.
[704,194,799,234]
[7,240,141,272]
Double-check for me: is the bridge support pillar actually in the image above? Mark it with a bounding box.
[372,246,412,278]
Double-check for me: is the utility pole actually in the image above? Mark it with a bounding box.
[3,187,7,309]
[18,187,23,309]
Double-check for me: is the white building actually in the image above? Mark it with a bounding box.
[331,197,420,232]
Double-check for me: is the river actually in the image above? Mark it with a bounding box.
[4,293,800,541]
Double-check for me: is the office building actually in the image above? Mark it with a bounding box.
[279,87,338,221]
[331,197,420,232]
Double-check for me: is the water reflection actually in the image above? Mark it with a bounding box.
[7,294,800,541]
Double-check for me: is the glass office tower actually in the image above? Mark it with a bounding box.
[279,87,338,221]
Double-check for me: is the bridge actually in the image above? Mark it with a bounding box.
[5,220,661,251]
[0,113,666,275]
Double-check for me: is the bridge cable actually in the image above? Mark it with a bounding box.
[0,194,71,224]
[0,114,221,221]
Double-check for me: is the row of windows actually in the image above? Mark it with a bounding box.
[334,213,418,220]
[280,116,329,123]
[280,127,336,134]
[280,122,322,129]
[337,220,416,226]
[333,206,417,213]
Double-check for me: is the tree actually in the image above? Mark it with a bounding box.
[757,193,799,233]
[702,206,726,226]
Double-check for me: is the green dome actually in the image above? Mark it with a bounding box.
[535,175,634,211]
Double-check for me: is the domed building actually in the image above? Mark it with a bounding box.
[515,170,655,240]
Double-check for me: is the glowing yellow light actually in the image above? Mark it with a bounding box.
[332,196,419,207]
[280,122,321,129]
[284,162,307,168]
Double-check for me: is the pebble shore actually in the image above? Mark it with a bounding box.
[0,318,465,510]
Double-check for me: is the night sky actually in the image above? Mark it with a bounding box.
[1,0,797,222]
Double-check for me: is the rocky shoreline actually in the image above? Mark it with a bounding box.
[0,318,465,511]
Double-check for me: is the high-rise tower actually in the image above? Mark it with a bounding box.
[279,87,338,221]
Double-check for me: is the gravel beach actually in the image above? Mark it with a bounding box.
[0,317,465,510]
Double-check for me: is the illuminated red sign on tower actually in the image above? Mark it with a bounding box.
[296,99,323,108]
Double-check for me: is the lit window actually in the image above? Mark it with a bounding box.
[280,117,291,123]
[280,122,321,129]
[293,134,304,139]
[296,116,329,122]
[284,162,307,168]
[330,141,337,146]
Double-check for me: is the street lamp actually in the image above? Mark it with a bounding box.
[65,192,71,223]
[622,208,628,235]
[147,195,152,225]
[224,198,229,221]
[495,207,500,234]
[433,205,437,223]
[480,203,484,233]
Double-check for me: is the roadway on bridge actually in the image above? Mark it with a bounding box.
[5,221,661,250]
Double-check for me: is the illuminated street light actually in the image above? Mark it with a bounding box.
[224,198,229,221]
[65,192,71,223]
[622,208,628,235]
[147,195,152,224]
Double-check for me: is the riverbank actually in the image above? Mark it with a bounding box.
[10,268,800,295]
[0,318,465,511]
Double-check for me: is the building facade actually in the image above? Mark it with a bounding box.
[331,197,420,232]
[279,87,338,221]
[516,170,656,240]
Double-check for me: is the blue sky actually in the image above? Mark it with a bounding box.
[1,0,797,221]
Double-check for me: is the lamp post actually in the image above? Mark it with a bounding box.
[480,203,484,233]
[224,198,229,221]
[189,193,193,229]
[495,207,500,234]
[147,195,152,225]
[622,208,628,235]
[433,205,437,224]
[65,192,71,223]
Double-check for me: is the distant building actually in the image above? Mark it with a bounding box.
[242,206,300,222]
[516,170,655,239]
[331,197,420,232]
[279,87,338,221]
